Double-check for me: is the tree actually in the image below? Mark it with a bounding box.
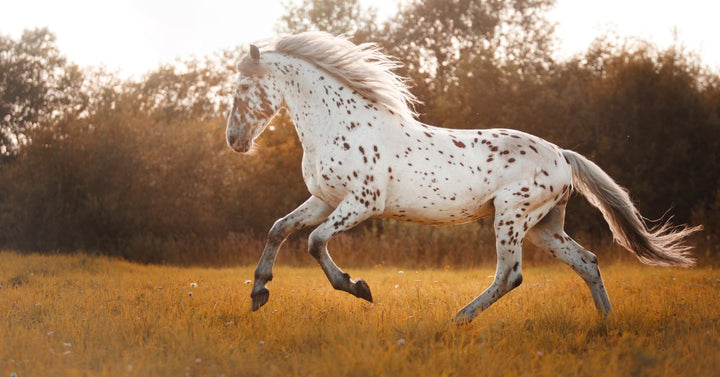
[1,3,717,263]
[277,0,380,42]
[0,28,84,159]
[537,39,720,237]
[384,0,556,124]
[132,51,240,124]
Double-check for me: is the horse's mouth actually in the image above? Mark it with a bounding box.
[230,143,251,153]
[227,134,252,153]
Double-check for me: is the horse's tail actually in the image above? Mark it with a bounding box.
[562,149,701,267]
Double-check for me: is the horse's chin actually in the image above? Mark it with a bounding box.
[227,136,253,153]
[230,144,251,153]
[231,142,260,155]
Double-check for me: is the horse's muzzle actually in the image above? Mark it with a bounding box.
[227,135,250,153]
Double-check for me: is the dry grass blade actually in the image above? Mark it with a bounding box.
[1,251,718,376]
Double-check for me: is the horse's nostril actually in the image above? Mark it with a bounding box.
[228,135,237,146]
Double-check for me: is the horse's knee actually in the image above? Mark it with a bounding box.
[583,251,599,265]
[268,218,291,244]
[308,232,325,259]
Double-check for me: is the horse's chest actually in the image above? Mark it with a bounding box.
[301,150,355,207]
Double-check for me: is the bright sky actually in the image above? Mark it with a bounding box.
[1,0,718,78]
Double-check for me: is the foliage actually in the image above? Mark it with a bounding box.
[692,187,720,258]
[0,40,307,259]
[0,0,718,264]
[277,0,380,42]
[0,28,85,158]
[552,42,720,226]
[382,0,556,124]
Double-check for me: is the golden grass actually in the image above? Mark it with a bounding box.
[1,250,718,377]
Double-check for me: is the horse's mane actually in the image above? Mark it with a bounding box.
[258,32,419,122]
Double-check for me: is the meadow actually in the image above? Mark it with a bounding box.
[1,250,718,377]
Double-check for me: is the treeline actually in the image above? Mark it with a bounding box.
[1,0,718,265]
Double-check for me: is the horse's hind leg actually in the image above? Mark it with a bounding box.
[454,242,523,323]
[526,205,612,315]
[251,196,333,311]
[307,198,375,302]
[454,205,528,323]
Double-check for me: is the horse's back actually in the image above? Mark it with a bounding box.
[379,124,572,224]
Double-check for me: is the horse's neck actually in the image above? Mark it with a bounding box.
[268,54,399,148]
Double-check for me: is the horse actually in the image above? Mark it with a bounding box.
[225,31,700,322]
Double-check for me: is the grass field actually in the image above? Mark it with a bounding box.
[1,251,719,377]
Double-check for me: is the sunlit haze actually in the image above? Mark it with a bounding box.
[2,0,718,78]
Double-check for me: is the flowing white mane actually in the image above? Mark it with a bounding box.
[261,32,419,122]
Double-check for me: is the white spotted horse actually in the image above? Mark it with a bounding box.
[225,32,700,322]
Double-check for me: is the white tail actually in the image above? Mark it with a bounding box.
[562,150,701,267]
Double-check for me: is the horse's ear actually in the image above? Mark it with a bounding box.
[250,45,260,61]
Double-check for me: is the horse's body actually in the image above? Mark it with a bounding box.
[226,32,698,322]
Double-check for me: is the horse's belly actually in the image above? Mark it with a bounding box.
[380,191,494,225]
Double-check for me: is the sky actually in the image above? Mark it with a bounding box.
[1,0,719,78]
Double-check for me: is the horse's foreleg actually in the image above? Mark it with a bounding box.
[251,196,333,311]
[307,199,375,302]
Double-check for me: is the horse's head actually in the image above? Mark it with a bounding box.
[226,45,283,153]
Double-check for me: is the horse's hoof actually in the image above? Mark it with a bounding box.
[353,279,373,303]
[453,308,476,325]
[251,287,270,311]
